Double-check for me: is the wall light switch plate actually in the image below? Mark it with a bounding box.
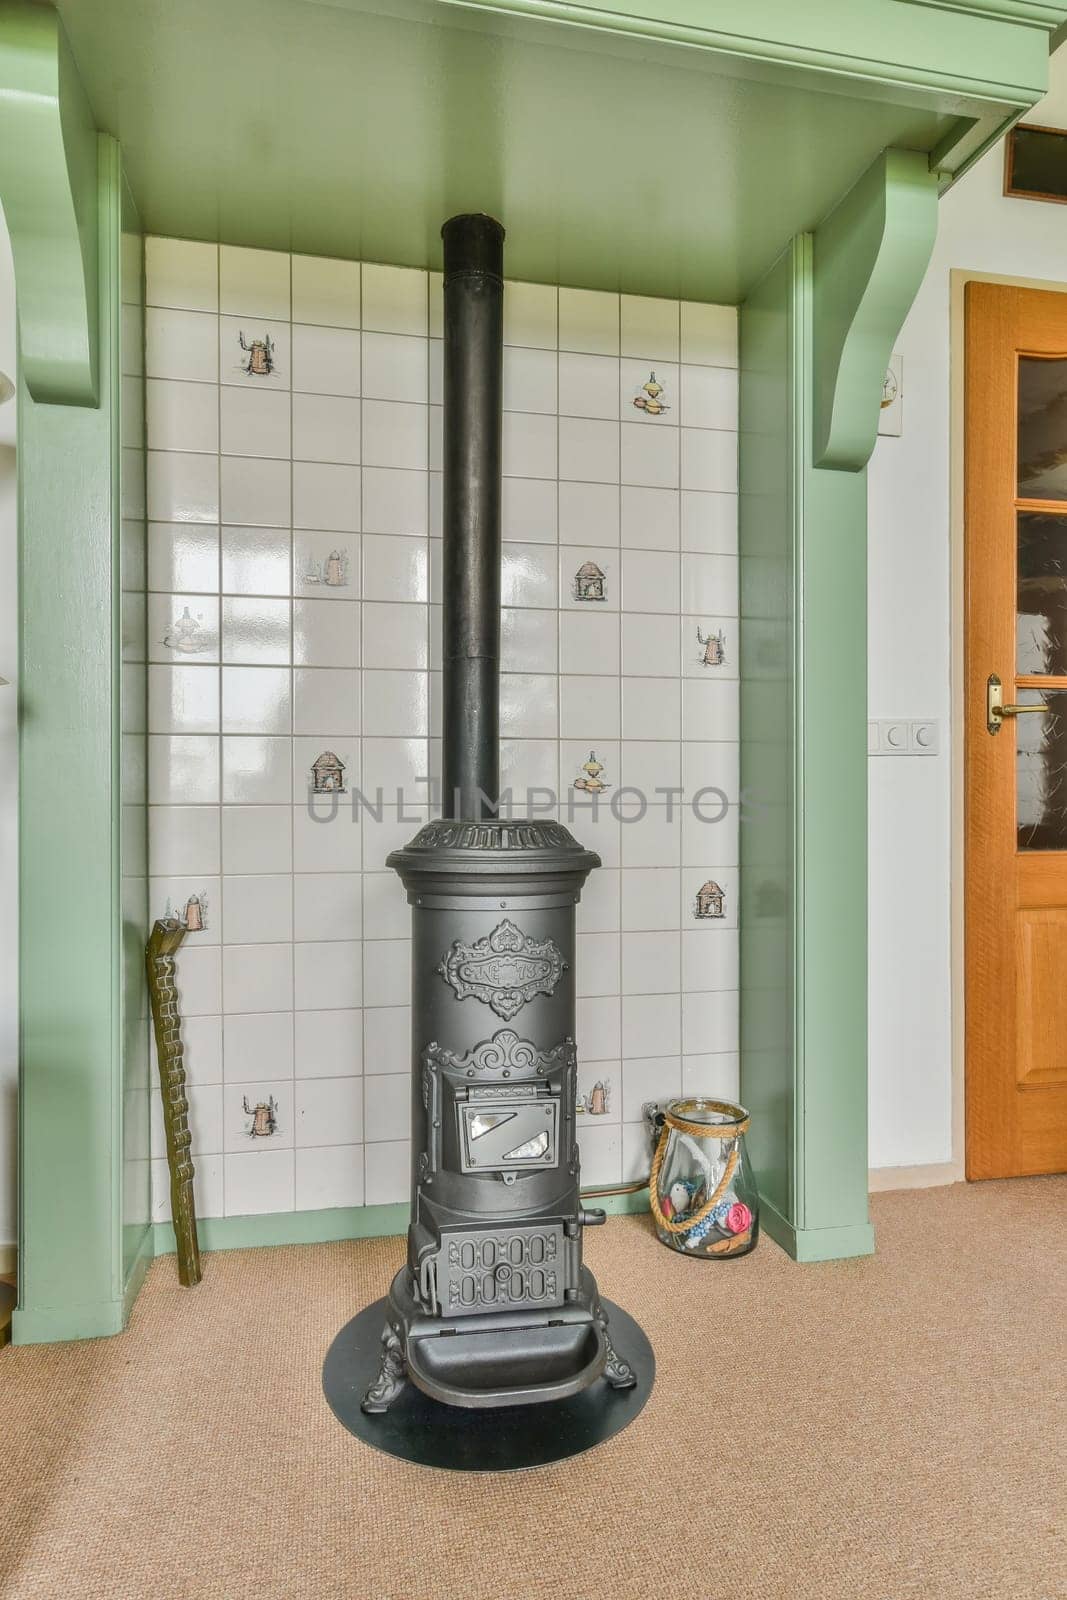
[869,718,939,756]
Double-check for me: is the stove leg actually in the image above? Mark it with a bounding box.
[602,1329,637,1390]
[595,1299,637,1390]
[361,1324,407,1414]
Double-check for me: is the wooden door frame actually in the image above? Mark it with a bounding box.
[950,268,1067,1184]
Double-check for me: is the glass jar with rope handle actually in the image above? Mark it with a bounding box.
[649,1099,759,1259]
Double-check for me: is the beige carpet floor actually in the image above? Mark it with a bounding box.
[1,1180,1065,1600]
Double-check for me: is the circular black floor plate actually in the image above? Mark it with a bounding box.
[322,1298,655,1473]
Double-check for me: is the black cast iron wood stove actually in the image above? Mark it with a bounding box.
[361,214,637,1414]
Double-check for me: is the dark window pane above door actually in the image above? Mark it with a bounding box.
[1018,356,1067,501]
[1017,688,1067,850]
[1017,511,1067,674]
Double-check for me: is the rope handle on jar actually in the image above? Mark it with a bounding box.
[648,1103,750,1237]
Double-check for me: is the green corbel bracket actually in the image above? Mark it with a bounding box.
[812,148,938,472]
[0,1,98,405]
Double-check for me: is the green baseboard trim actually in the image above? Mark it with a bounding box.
[759,1197,876,1262]
[122,1224,154,1321]
[12,1298,126,1345]
[152,1202,409,1258]
[152,1191,650,1259]
[585,1190,649,1218]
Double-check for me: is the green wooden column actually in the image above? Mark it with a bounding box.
[0,2,148,1342]
[739,151,937,1262]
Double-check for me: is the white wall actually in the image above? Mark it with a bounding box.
[0,202,16,1253]
[867,50,1067,1171]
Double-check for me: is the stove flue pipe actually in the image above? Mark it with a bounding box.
[440,213,505,821]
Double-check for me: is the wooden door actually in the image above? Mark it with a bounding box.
[966,282,1067,1179]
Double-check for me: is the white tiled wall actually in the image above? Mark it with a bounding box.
[145,237,740,1221]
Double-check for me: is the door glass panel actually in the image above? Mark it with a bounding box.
[1017,689,1067,849]
[1018,356,1067,501]
[1017,511,1067,674]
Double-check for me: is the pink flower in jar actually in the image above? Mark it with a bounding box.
[725,1201,752,1235]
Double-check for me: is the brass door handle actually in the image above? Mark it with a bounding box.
[987,673,1047,734]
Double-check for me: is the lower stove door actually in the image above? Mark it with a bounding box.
[428,1221,566,1318]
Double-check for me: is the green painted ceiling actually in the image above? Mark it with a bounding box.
[57,0,1014,301]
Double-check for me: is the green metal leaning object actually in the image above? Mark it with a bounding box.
[145,919,202,1288]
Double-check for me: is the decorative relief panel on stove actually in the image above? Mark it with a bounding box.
[425,1029,576,1079]
[437,918,566,1020]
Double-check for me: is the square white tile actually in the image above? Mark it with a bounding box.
[559,545,616,612]
[224,1012,295,1083]
[622,549,679,614]
[291,393,361,465]
[293,598,360,668]
[361,669,429,737]
[293,462,360,533]
[501,607,558,675]
[620,423,679,490]
[293,667,360,736]
[504,346,557,414]
[146,309,219,384]
[502,477,557,543]
[149,735,220,804]
[558,352,619,420]
[222,874,293,944]
[621,613,678,676]
[292,255,360,329]
[295,1008,363,1078]
[501,542,558,610]
[148,452,219,523]
[622,993,680,1058]
[363,601,428,669]
[363,1073,410,1142]
[361,264,427,337]
[222,735,292,804]
[220,456,290,528]
[559,610,618,676]
[146,238,219,313]
[149,805,221,877]
[293,873,362,943]
[221,665,291,735]
[294,1144,364,1209]
[362,467,427,538]
[620,295,679,362]
[221,526,291,596]
[558,674,621,741]
[221,805,292,875]
[149,524,220,594]
[220,245,291,321]
[295,1076,364,1147]
[364,1140,410,1204]
[681,491,738,555]
[680,365,738,431]
[503,281,556,349]
[361,400,427,471]
[292,800,362,874]
[291,323,361,398]
[681,429,737,493]
[621,359,678,425]
[680,302,738,368]
[502,411,557,480]
[149,665,219,733]
[220,385,290,459]
[558,481,619,547]
[558,288,618,356]
[559,417,619,485]
[147,379,220,454]
[223,942,294,1013]
[221,596,291,665]
[362,332,428,403]
[295,940,362,1011]
[225,1148,294,1216]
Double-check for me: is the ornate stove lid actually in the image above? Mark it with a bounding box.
[387,817,600,883]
